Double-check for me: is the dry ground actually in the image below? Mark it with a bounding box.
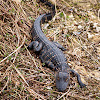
[0,0,100,100]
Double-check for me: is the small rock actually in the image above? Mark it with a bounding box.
[93,23,98,28]
[87,32,94,38]
[73,31,81,35]
[69,13,74,18]
[46,86,52,90]
[68,63,72,66]
[77,32,81,34]
[91,15,96,19]
[78,25,83,29]
[98,67,100,71]
[96,27,100,32]
[44,23,49,29]
[74,21,78,26]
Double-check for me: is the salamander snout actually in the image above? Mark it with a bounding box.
[55,72,70,92]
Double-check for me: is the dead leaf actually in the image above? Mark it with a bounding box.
[12,0,21,3]
[89,70,100,81]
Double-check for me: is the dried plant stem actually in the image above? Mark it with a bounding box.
[24,45,38,69]
[0,35,26,64]
[0,65,11,82]
[72,38,100,65]
[57,86,71,100]
[0,75,9,94]
[13,64,29,86]
[98,9,100,21]
[26,87,46,100]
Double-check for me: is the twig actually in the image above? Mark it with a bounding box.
[0,75,9,94]
[72,38,100,65]
[24,45,38,69]
[13,29,20,63]
[13,64,45,100]
[25,45,47,75]
[0,35,26,64]
[26,87,46,100]
[98,9,100,21]
[13,64,29,87]
[57,86,71,100]
[0,65,11,82]
[61,0,71,7]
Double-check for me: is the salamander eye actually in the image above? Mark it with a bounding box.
[57,77,60,80]
[64,77,69,82]
[66,78,69,82]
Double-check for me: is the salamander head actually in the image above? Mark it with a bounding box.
[55,71,70,92]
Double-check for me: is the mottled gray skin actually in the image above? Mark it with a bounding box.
[28,14,86,91]
[28,14,70,91]
[28,0,86,92]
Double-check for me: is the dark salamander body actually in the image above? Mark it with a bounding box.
[28,0,86,92]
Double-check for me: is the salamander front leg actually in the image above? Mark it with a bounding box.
[70,69,86,88]
[28,41,42,52]
[39,55,56,70]
[53,42,66,51]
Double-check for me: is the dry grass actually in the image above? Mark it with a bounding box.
[0,0,100,99]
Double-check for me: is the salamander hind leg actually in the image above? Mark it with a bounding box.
[70,69,86,88]
[28,41,42,52]
[53,42,66,51]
